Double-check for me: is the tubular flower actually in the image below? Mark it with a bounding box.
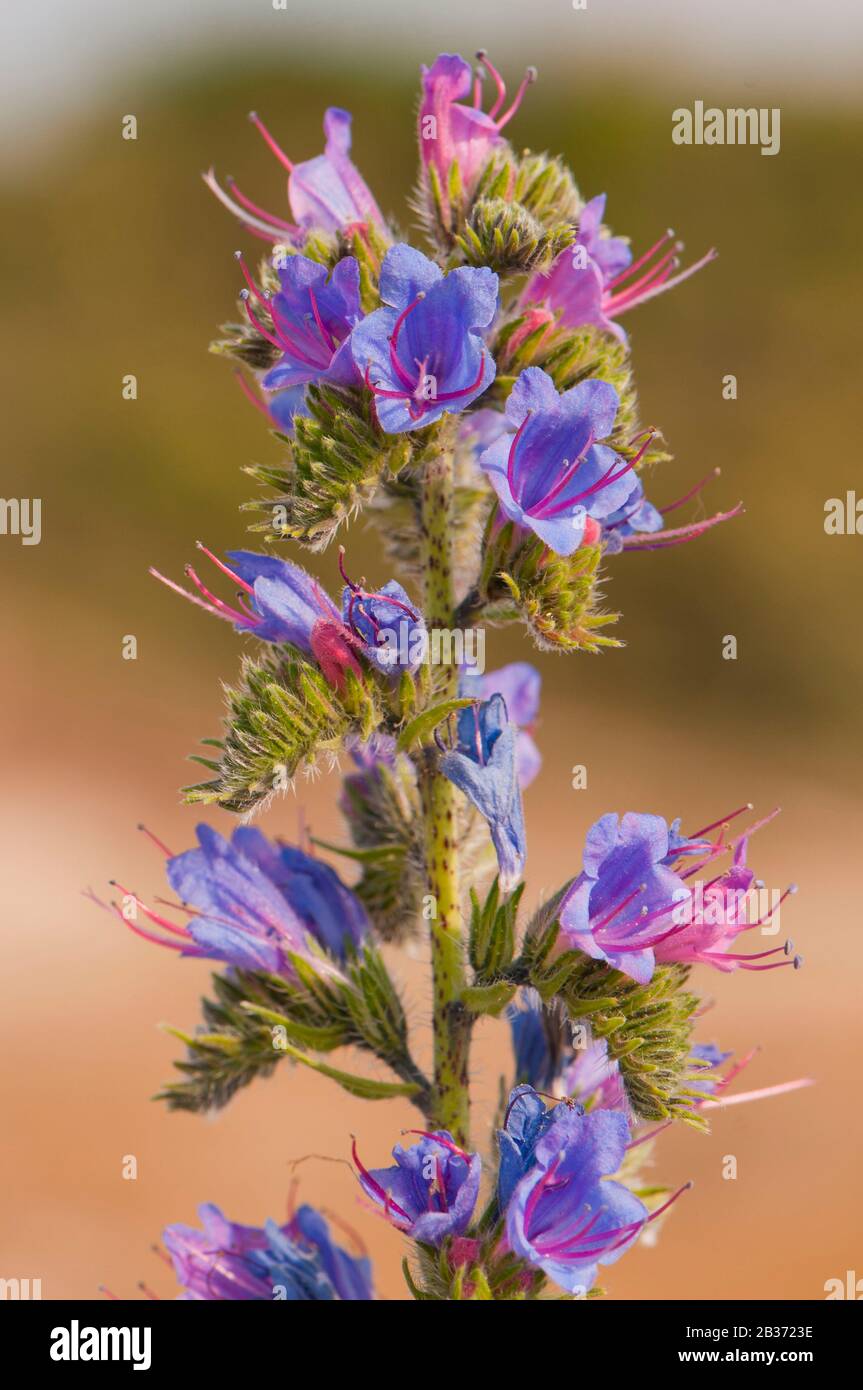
[438,694,526,892]
[338,548,427,675]
[204,106,386,243]
[418,51,537,213]
[351,243,497,432]
[460,662,542,789]
[235,251,363,396]
[110,823,367,978]
[163,1202,373,1301]
[522,192,717,343]
[505,1103,685,1294]
[353,1131,481,1248]
[151,545,428,681]
[478,367,646,556]
[558,807,801,985]
[497,1084,572,1208]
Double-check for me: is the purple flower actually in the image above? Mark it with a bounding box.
[418,52,536,215]
[151,544,429,685]
[558,812,695,985]
[523,192,717,344]
[353,1130,481,1248]
[338,548,427,674]
[497,1085,569,1209]
[204,107,386,243]
[351,244,497,432]
[235,251,363,396]
[460,662,541,789]
[558,807,801,984]
[112,824,368,979]
[439,694,526,892]
[163,1202,373,1301]
[478,368,646,556]
[505,1105,650,1294]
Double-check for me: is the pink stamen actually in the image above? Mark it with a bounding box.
[233,369,271,420]
[150,567,235,625]
[659,466,722,517]
[431,351,488,402]
[195,542,255,595]
[351,1138,412,1226]
[494,66,537,130]
[225,177,296,231]
[234,251,269,305]
[202,168,290,242]
[700,1078,813,1110]
[621,501,743,550]
[604,230,675,292]
[248,111,294,172]
[688,803,753,840]
[607,247,718,316]
[475,50,507,119]
[308,285,337,354]
[240,291,283,352]
[185,564,253,626]
[137,823,174,857]
[604,245,681,313]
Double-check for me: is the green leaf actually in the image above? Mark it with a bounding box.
[461,982,517,1016]
[396,697,475,751]
[278,1041,422,1101]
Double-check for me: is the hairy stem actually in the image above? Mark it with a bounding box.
[420,423,471,1145]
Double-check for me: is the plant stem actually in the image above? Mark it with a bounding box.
[420,424,471,1146]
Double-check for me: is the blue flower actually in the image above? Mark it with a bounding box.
[351,244,497,432]
[339,550,427,674]
[353,1130,481,1248]
[497,1084,573,1209]
[505,1106,648,1295]
[600,467,744,554]
[459,662,541,789]
[439,693,526,892]
[557,812,692,985]
[163,1202,373,1301]
[113,824,368,980]
[479,367,643,555]
[237,252,363,395]
[150,544,340,648]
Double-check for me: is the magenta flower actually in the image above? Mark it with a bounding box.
[558,806,801,984]
[523,193,716,343]
[419,52,537,216]
[204,107,386,243]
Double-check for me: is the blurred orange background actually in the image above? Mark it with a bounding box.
[1,0,861,1300]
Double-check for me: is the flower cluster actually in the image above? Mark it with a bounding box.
[96,45,808,1305]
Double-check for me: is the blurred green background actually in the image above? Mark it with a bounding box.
[1,0,861,1300]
